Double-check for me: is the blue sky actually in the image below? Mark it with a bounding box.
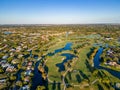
[0,0,120,24]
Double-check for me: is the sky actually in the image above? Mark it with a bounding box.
[0,0,120,24]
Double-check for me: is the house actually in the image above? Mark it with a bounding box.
[0,76,7,84]
[0,44,8,51]
[24,70,32,76]
[4,44,8,48]
[2,55,9,59]
[1,63,10,68]
[107,49,113,55]
[21,85,30,90]
[0,60,7,64]
[107,49,114,58]
[26,65,34,70]
[105,61,117,66]
[18,54,23,58]
[105,37,113,40]
[6,65,16,72]
[0,79,6,83]
[11,59,19,64]
[10,48,16,52]
[27,61,33,66]
[26,66,31,70]
[10,52,14,56]
[16,46,22,52]
[24,76,30,82]
[19,42,24,46]
[23,45,27,49]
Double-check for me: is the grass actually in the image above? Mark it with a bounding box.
[46,54,63,81]
[73,46,91,74]
[65,71,83,84]
[47,83,62,90]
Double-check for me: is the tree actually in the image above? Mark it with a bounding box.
[36,85,46,90]
[10,74,16,81]
[7,57,13,63]
[16,81,22,87]
[0,68,4,73]
[42,72,47,80]
[113,57,119,62]
[38,65,45,73]
[0,53,4,59]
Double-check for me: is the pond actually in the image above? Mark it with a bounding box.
[31,61,43,90]
[56,53,76,72]
[93,48,120,79]
[4,31,12,35]
[53,42,72,54]
[54,43,76,71]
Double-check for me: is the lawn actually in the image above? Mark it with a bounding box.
[46,54,63,82]
[73,46,92,74]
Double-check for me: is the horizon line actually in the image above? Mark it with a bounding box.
[0,23,120,25]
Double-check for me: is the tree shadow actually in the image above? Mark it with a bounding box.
[104,83,110,89]
[79,70,89,81]
[85,59,94,73]
[52,81,56,90]
[68,71,72,80]
[57,82,61,90]
[23,54,30,58]
[64,77,68,84]
[97,71,103,78]
[76,74,81,83]
[44,65,49,73]
[33,54,38,59]
[97,84,104,90]
[86,48,95,58]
